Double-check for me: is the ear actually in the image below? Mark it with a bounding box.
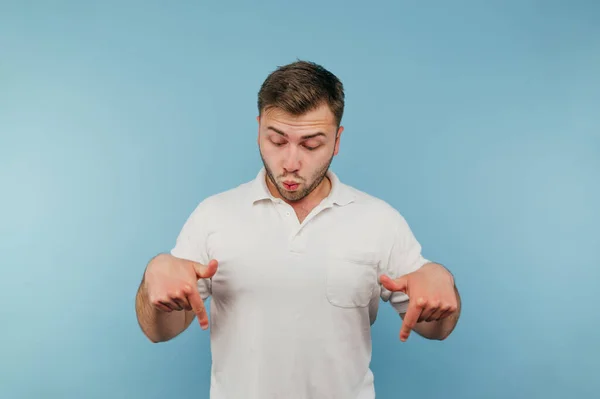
[333,126,344,156]
[256,115,261,144]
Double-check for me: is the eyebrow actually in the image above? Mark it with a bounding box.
[267,126,327,140]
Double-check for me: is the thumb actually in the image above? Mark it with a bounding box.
[192,259,219,280]
[380,274,409,293]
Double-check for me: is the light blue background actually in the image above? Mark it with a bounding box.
[1,1,599,398]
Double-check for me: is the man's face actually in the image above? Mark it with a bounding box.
[257,104,343,202]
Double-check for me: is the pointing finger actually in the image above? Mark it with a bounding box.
[400,297,425,342]
[186,285,209,330]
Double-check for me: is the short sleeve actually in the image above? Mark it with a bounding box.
[170,201,212,301]
[379,212,430,314]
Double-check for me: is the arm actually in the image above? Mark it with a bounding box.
[378,212,461,342]
[135,254,197,343]
[136,198,216,342]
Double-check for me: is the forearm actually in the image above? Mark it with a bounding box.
[135,273,191,343]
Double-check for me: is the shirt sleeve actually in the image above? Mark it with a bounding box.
[170,200,212,301]
[379,211,430,314]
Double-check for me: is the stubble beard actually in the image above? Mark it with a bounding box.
[259,148,334,203]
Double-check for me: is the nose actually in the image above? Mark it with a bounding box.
[282,145,301,175]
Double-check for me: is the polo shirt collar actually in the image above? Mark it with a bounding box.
[250,167,355,206]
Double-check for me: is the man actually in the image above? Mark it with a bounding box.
[135,60,461,398]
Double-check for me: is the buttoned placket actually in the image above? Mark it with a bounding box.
[271,198,335,254]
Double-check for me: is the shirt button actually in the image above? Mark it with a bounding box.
[285,211,290,216]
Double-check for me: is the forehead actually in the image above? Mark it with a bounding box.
[261,105,337,136]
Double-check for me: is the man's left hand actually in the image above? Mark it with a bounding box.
[380,263,459,342]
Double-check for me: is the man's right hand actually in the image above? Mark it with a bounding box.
[143,254,219,330]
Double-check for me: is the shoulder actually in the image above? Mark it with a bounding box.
[203,180,253,206]
[340,181,404,217]
[333,181,420,255]
[337,181,410,231]
[183,178,255,223]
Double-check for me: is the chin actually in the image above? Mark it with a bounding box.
[278,186,306,201]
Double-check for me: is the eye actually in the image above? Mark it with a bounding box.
[271,139,286,147]
[302,140,322,151]
[303,144,319,151]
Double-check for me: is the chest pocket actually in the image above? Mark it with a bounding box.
[324,249,380,308]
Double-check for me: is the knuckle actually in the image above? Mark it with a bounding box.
[149,295,163,305]
[181,283,193,294]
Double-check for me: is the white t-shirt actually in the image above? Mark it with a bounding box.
[170,168,429,399]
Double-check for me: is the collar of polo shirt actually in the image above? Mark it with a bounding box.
[250,167,355,207]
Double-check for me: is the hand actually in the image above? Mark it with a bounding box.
[143,254,218,330]
[380,263,458,342]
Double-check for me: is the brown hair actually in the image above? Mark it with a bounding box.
[257,60,345,127]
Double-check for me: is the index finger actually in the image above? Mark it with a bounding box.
[400,297,425,342]
[187,287,209,330]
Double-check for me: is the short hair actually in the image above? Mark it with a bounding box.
[257,60,345,127]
